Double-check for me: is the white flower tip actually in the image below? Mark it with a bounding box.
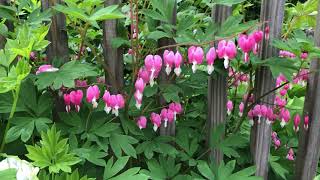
[135,102,141,109]
[174,67,181,76]
[92,101,98,108]
[104,106,111,114]
[249,119,254,126]
[207,65,214,75]
[280,120,286,128]
[192,64,197,73]
[153,125,158,132]
[224,58,229,69]
[227,110,231,116]
[164,120,168,128]
[165,66,172,75]
[239,112,243,117]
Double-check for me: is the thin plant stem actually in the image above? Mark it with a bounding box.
[0,83,21,152]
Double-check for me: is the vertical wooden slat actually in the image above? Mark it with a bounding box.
[207,5,231,165]
[159,0,177,136]
[250,0,285,179]
[41,0,69,62]
[103,0,124,93]
[296,2,320,179]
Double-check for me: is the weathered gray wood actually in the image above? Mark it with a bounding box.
[103,0,124,93]
[295,2,320,180]
[250,0,285,179]
[207,5,231,165]
[41,0,69,62]
[159,0,177,136]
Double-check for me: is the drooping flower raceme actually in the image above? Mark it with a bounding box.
[151,112,161,132]
[188,46,204,73]
[36,64,59,75]
[70,90,83,112]
[144,55,162,87]
[137,116,147,129]
[0,156,39,180]
[217,40,237,69]
[238,34,255,63]
[86,85,100,108]
[206,47,216,75]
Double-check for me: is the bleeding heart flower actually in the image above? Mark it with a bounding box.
[163,50,175,75]
[70,90,83,112]
[239,102,244,117]
[238,34,255,63]
[265,26,270,40]
[137,116,147,129]
[206,47,216,75]
[252,30,263,54]
[286,148,294,161]
[138,67,150,84]
[36,64,59,75]
[103,90,111,114]
[217,40,237,69]
[75,80,88,87]
[63,93,71,113]
[280,108,290,128]
[300,52,308,60]
[294,114,301,132]
[86,85,100,108]
[151,112,161,132]
[174,51,183,76]
[274,139,281,150]
[144,55,163,86]
[248,110,254,126]
[304,115,309,130]
[188,46,204,73]
[169,102,183,121]
[227,100,233,115]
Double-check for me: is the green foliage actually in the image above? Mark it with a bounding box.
[0,169,17,180]
[38,169,95,180]
[26,125,81,174]
[109,134,138,158]
[35,61,98,90]
[197,160,262,180]
[269,156,289,180]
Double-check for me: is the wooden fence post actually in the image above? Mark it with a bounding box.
[103,0,124,93]
[250,0,285,179]
[41,0,69,63]
[295,2,320,179]
[207,5,231,165]
[159,0,177,136]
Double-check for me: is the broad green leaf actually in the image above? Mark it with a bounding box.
[109,167,149,180]
[35,61,98,90]
[89,5,125,21]
[109,134,138,158]
[73,147,107,166]
[148,31,172,41]
[0,169,17,180]
[104,156,130,179]
[197,161,215,180]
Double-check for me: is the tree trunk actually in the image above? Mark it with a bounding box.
[295,2,320,179]
[250,0,285,179]
[41,0,69,63]
[207,5,231,165]
[159,0,177,136]
[103,0,124,93]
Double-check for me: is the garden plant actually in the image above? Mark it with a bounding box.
[1,0,320,180]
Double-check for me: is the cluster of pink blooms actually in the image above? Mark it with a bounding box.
[279,50,308,60]
[63,85,125,117]
[229,68,249,87]
[293,69,309,86]
[286,148,295,161]
[164,50,183,76]
[102,90,125,116]
[36,64,59,75]
[271,132,281,150]
[248,104,276,126]
[136,102,183,131]
[238,31,263,63]
[64,90,83,112]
